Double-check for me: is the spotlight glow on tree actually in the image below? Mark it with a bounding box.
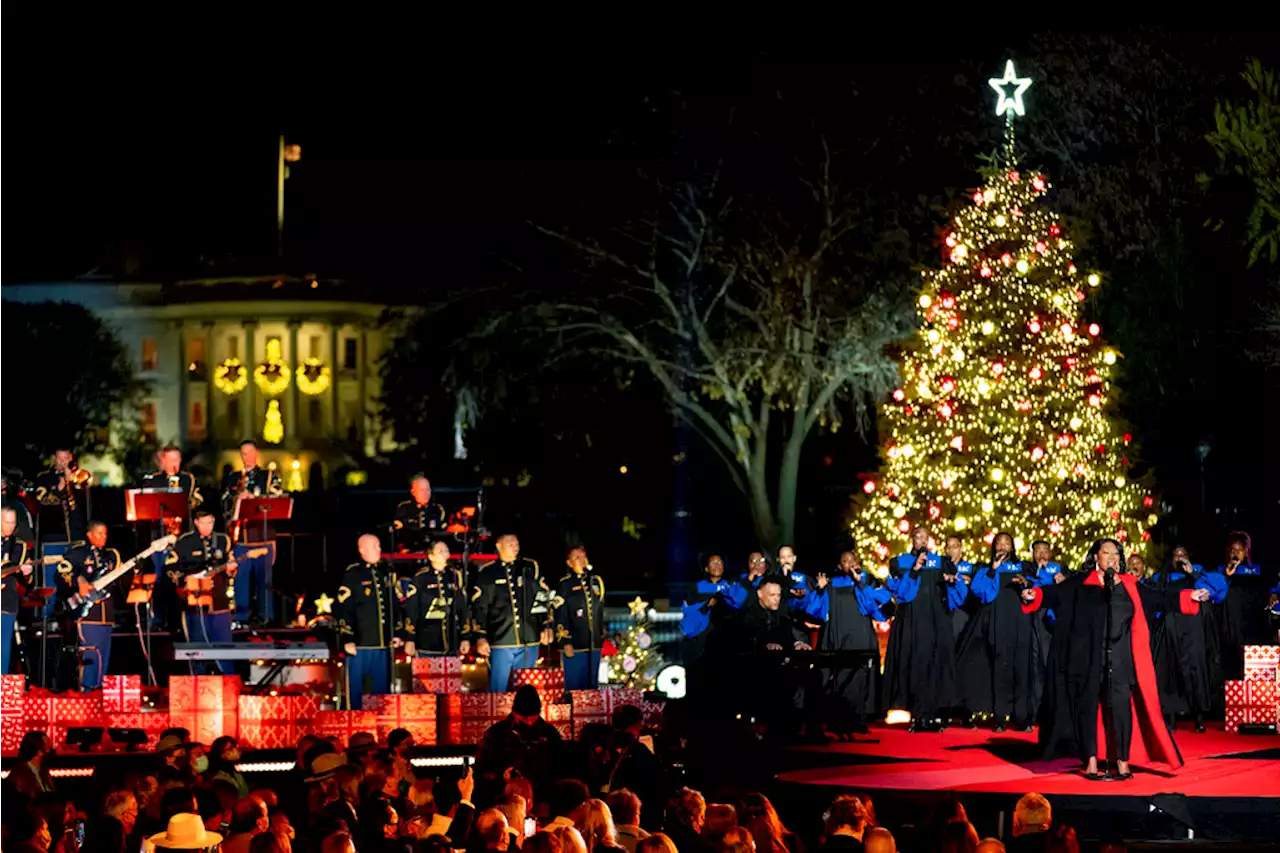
[850,61,1155,575]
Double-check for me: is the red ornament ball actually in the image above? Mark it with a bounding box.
[863,480,876,494]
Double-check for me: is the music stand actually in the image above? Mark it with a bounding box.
[235,496,293,624]
[125,488,184,686]
[234,496,293,544]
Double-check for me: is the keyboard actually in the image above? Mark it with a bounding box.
[173,642,330,661]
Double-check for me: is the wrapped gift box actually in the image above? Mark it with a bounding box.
[238,695,308,750]
[640,699,666,728]
[1243,645,1280,682]
[315,710,378,743]
[1,675,24,756]
[570,688,644,739]
[103,712,171,750]
[412,657,463,694]
[511,668,566,704]
[1225,680,1278,705]
[169,676,240,744]
[549,720,573,740]
[24,692,103,750]
[102,675,142,714]
[363,694,438,745]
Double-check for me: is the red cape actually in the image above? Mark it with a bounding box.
[1083,571,1185,769]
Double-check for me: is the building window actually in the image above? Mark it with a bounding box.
[228,335,240,359]
[308,398,323,429]
[187,338,207,380]
[227,398,241,430]
[141,403,158,443]
[141,338,159,372]
[310,335,322,359]
[343,338,358,370]
[344,401,361,440]
[189,401,207,441]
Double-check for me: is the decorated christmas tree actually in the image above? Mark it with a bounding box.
[850,61,1156,574]
[605,597,663,690]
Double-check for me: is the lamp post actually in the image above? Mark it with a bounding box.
[277,136,302,259]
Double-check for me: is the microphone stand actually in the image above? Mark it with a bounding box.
[1102,565,1116,779]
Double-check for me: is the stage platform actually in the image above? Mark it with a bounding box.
[773,723,1280,844]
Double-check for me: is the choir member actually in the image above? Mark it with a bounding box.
[943,534,976,641]
[1027,538,1208,779]
[954,532,1044,731]
[1210,531,1267,680]
[883,526,968,732]
[776,545,830,622]
[817,551,890,736]
[1145,546,1224,733]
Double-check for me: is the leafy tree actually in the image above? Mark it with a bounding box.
[1,300,147,476]
[1205,59,1280,267]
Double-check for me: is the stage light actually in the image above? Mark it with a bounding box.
[885,710,912,725]
[656,665,687,699]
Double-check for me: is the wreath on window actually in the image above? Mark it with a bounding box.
[296,358,332,396]
[254,340,291,396]
[213,358,249,396]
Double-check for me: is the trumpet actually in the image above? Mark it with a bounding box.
[59,463,93,512]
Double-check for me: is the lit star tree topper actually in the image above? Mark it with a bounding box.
[848,63,1155,575]
[989,59,1033,118]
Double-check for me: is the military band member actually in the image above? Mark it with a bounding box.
[168,507,237,674]
[59,522,122,689]
[221,440,283,627]
[401,540,471,658]
[392,476,448,552]
[144,445,204,631]
[470,533,554,692]
[554,546,606,690]
[1,507,35,674]
[34,449,91,543]
[1,474,37,544]
[336,534,404,711]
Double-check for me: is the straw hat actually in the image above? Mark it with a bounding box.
[148,813,223,850]
[305,752,348,782]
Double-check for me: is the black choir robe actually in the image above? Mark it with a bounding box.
[883,553,968,721]
[818,574,890,724]
[953,561,1046,724]
[1146,567,1224,719]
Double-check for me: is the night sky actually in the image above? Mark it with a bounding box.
[7,31,1279,574]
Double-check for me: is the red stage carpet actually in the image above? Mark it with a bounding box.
[777,723,1280,799]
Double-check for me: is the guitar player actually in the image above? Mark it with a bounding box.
[58,521,122,690]
[168,507,238,674]
[2,506,35,675]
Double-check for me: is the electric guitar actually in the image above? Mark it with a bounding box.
[184,547,268,591]
[65,536,176,618]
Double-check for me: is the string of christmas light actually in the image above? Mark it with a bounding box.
[849,62,1154,575]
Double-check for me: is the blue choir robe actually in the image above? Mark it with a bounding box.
[680,578,746,638]
[883,551,967,719]
[1031,561,1065,627]
[948,559,977,639]
[1210,562,1268,680]
[1145,564,1223,718]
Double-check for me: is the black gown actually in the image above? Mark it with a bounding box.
[820,576,886,728]
[883,556,964,722]
[953,564,1046,725]
[1037,572,1183,768]
[1147,570,1222,719]
[1216,569,1272,680]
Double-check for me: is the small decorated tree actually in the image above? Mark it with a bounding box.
[605,597,663,690]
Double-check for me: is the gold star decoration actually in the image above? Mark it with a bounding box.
[627,596,649,618]
[314,592,335,615]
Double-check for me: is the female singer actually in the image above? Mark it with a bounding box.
[1146,546,1224,733]
[884,526,968,732]
[954,532,1045,732]
[817,551,891,736]
[1025,538,1208,779]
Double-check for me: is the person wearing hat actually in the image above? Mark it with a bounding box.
[156,734,198,789]
[148,813,223,852]
[346,731,379,769]
[475,684,563,792]
[335,534,405,711]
